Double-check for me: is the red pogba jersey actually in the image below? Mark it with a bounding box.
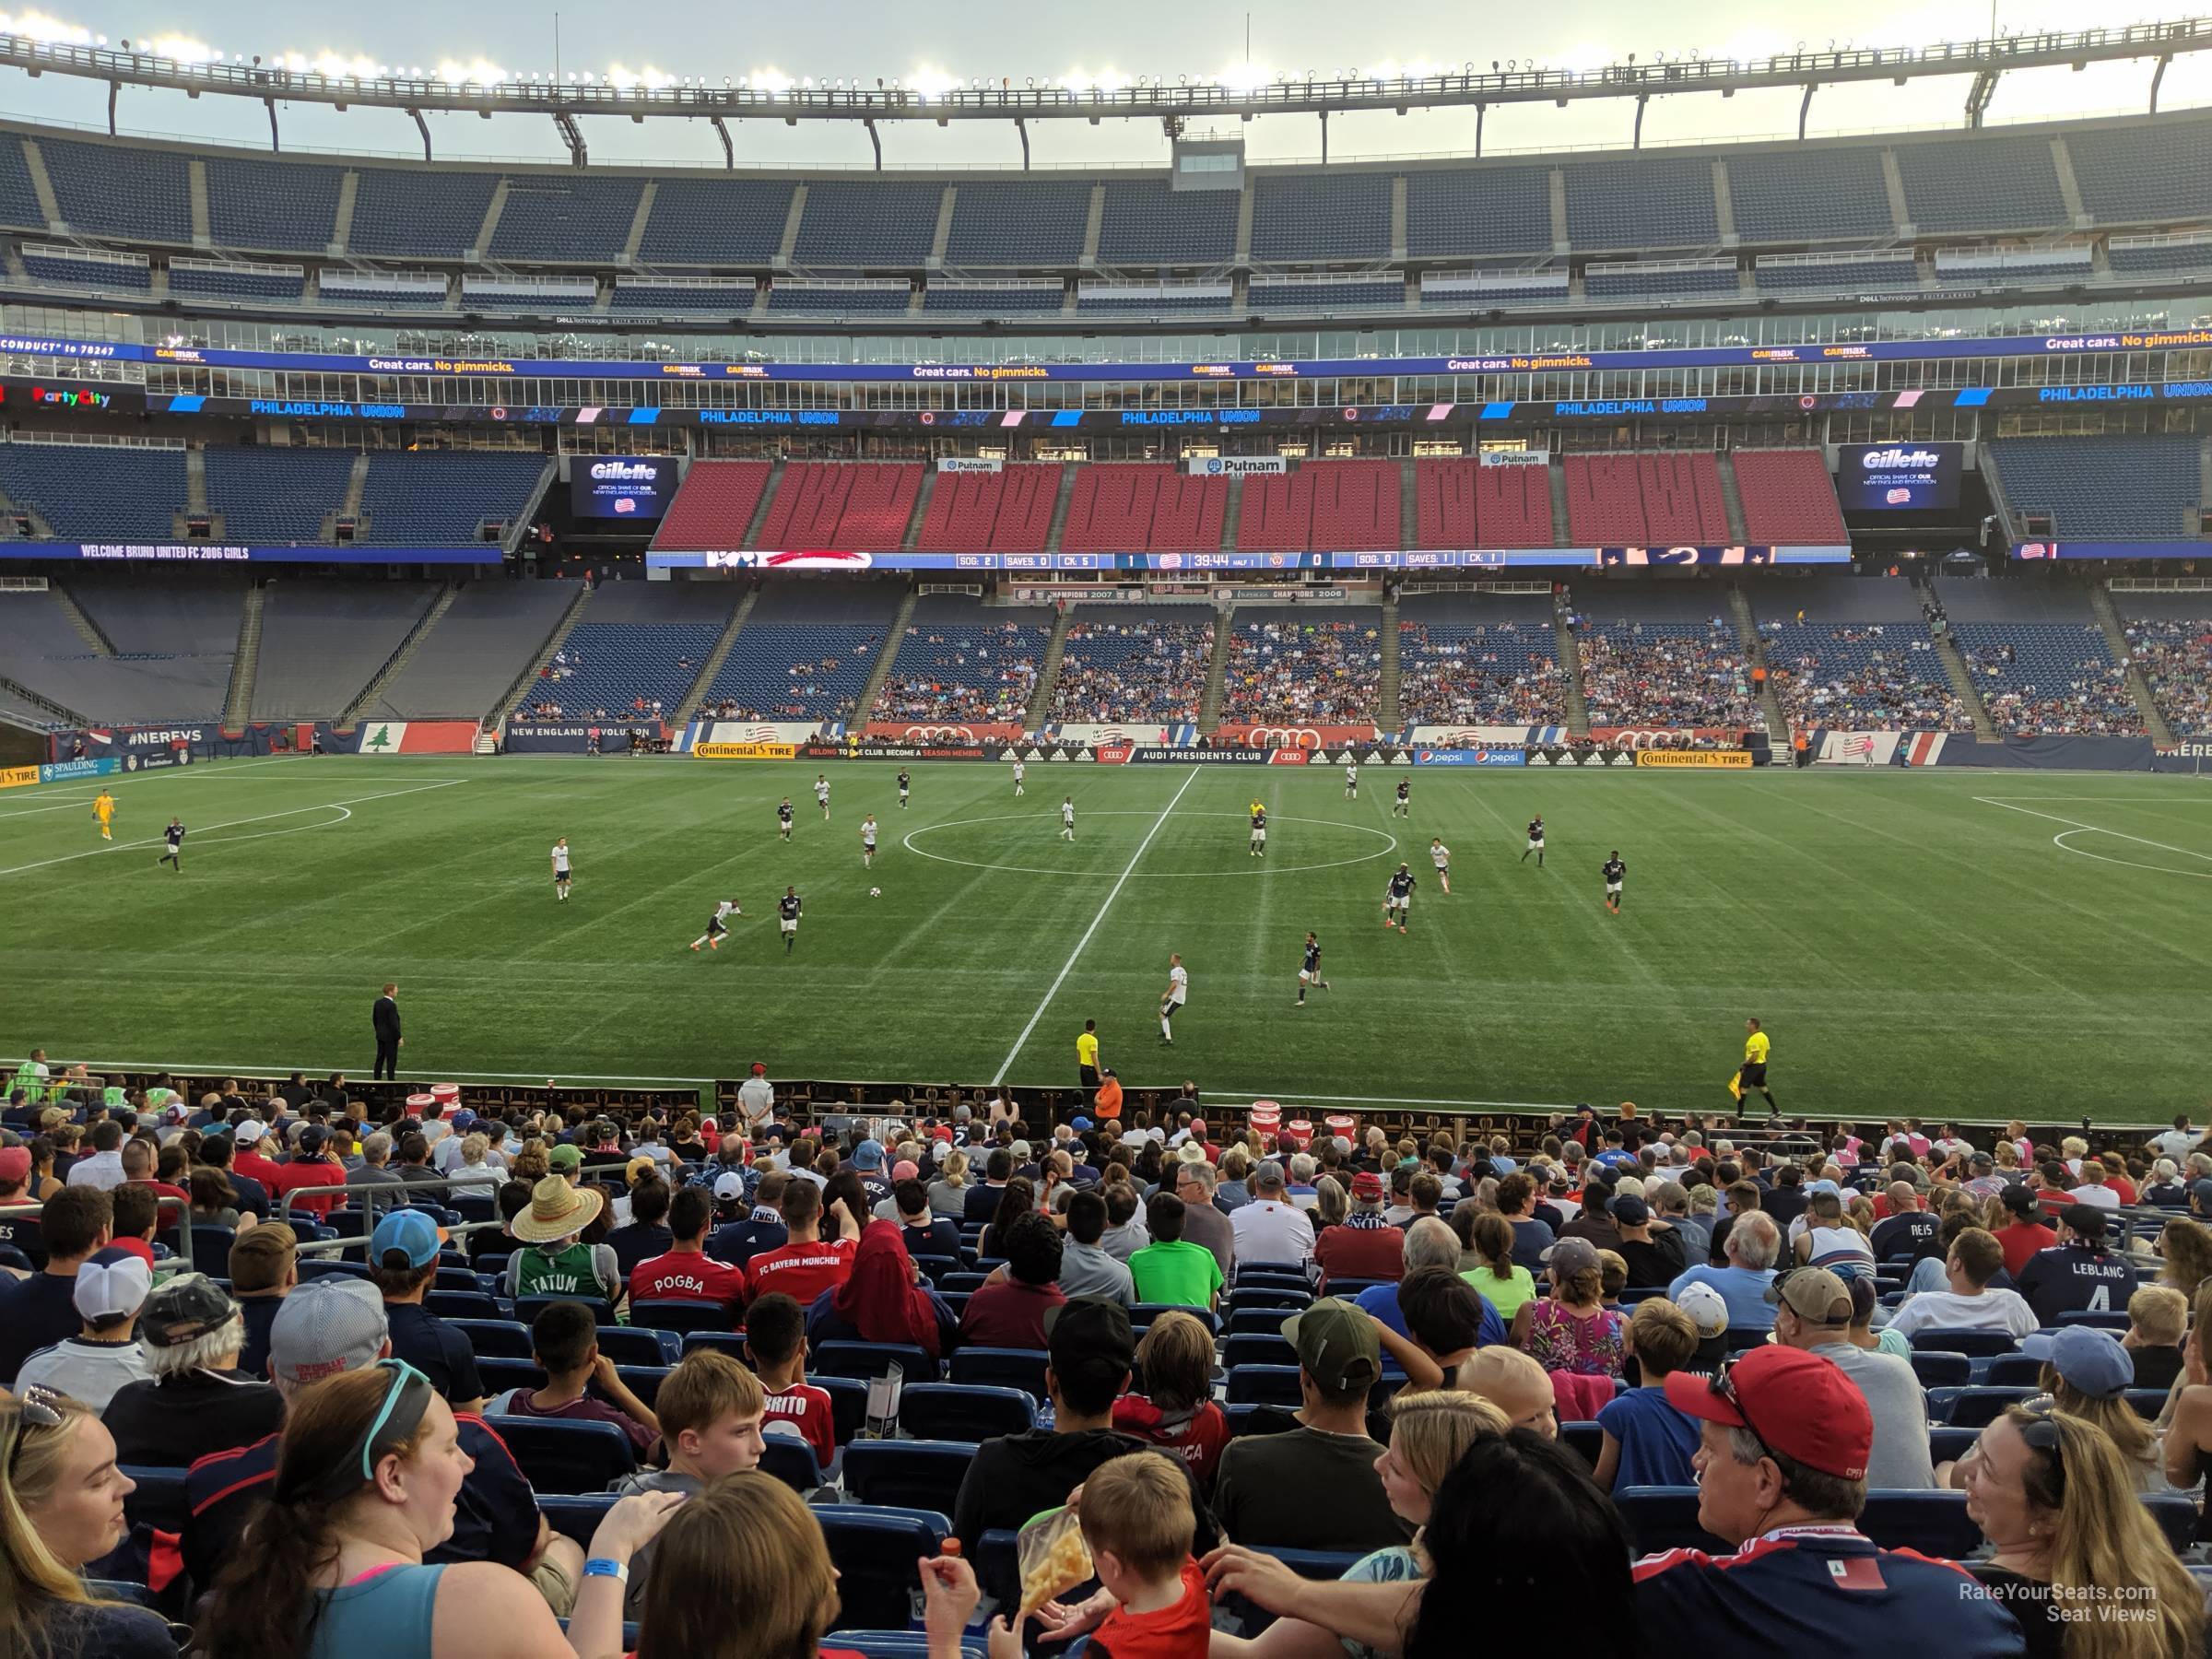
[629,1249,746,1311]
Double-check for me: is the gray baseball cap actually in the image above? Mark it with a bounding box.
[270,1277,389,1385]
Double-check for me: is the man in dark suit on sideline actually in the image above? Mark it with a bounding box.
[371,984,403,1080]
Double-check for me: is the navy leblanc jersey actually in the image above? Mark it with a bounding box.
[1633,1526,2026,1657]
[779,893,803,923]
[2014,1242,2136,1324]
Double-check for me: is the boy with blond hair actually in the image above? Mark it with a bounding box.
[2124,1284,2189,1390]
[997,1451,1209,1657]
[608,1346,767,1618]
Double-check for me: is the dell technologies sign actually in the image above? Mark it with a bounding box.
[1838,443,1962,511]
[571,455,675,520]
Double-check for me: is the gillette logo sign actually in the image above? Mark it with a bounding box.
[1839,441,1960,512]
[570,454,672,520]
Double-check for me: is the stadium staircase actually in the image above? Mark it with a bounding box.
[1045,464,1077,551]
[1553,600,1591,738]
[672,586,759,727]
[901,469,937,552]
[1713,454,1751,545]
[1218,477,1242,551]
[1023,604,1074,732]
[2089,579,2178,746]
[0,673,83,726]
[337,582,458,726]
[220,582,264,731]
[1547,464,1572,548]
[1198,606,1234,735]
[744,460,784,548]
[1725,587,1791,746]
[182,448,208,535]
[489,582,591,729]
[852,589,921,723]
[48,582,114,656]
[1378,593,1402,730]
[1398,460,1418,551]
[1928,616,1998,739]
[1980,447,2019,544]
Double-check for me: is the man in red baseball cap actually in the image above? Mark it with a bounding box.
[1312,1169,1405,1293]
[1632,1347,2026,1653]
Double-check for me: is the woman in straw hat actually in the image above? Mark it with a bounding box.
[501,1175,622,1304]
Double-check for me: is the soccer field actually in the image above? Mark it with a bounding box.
[3,754,2207,1121]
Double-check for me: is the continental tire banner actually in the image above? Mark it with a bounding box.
[696,742,800,760]
[1214,724,1381,749]
[0,764,37,789]
[1636,750,1753,768]
[1413,747,1526,767]
[859,722,1026,744]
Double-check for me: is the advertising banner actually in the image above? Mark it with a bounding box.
[1528,746,1634,767]
[116,747,195,771]
[38,757,120,782]
[1132,747,1268,764]
[859,722,1027,744]
[1837,443,1962,511]
[1635,750,1754,768]
[1478,450,1549,466]
[502,722,653,753]
[570,455,676,520]
[1188,457,1288,476]
[1816,732,1904,765]
[0,764,38,789]
[0,543,498,565]
[1927,735,2155,771]
[1587,726,1755,747]
[695,742,800,760]
[1094,744,1134,764]
[353,721,478,756]
[650,546,1848,574]
[2013,540,2212,560]
[936,457,1003,474]
[1413,747,1527,767]
[1213,724,1381,749]
[1267,748,1311,765]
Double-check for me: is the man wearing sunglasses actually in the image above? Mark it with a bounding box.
[1632,1346,2028,1654]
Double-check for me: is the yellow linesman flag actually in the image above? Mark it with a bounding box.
[1726,1069,1744,1101]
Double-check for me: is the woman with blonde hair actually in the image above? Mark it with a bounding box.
[197,1359,674,1659]
[1967,1400,2203,1659]
[1312,1173,1349,1232]
[0,1386,180,1657]
[925,1148,971,1218]
[448,1133,500,1190]
[2155,1218,2212,1298]
[2020,1326,2163,1493]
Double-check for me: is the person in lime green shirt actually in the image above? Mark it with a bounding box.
[1128,1194,1224,1312]
[1461,1212,1536,1322]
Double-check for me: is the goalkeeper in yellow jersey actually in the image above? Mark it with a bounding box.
[92,787,115,841]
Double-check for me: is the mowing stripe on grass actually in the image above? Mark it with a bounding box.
[991,766,1199,1086]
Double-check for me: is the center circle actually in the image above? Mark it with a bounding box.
[901,810,1401,878]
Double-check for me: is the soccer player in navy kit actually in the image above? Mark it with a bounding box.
[1296,934,1331,1005]
[897,770,911,809]
[159,818,185,871]
[778,888,803,955]
[1249,803,1267,858]
[1384,865,1415,934]
[777,798,794,841]
[1602,852,1626,913]
[1522,816,1546,865]
[1394,778,1411,818]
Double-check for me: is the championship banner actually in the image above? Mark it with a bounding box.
[1635,750,1753,768]
[1214,723,1380,749]
[696,742,800,760]
[1413,747,1526,767]
[0,764,37,790]
[860,722,1026,744]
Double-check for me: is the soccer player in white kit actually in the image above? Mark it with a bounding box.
[689,899,741,951]
[1159,953,1188,1043]
[549,838,572,900]
[815,775,831,818]
[1430,836,1452,895]
[861,814,878,868]
[1061,796,1076,841]
[1344,762,1358,800]
[1013,759,1027,796]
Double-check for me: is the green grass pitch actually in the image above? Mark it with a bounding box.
[2,755,2207,1120]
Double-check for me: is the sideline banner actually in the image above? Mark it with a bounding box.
[1408,724,1562,747]
[1816,732,1904,766]
[0,764,37,790]
[1588,725,1753,747]
[1132,748,1268,765]
[38,757,121,782]
[1528,746,1633,767]
[1636,750,1753,769]
[690,720,824,746]
[1214,723,1380,749]
[1046,724,1173,747]
[696,742,800,760]
[1414,747,1526,767]
[860,721,1026,744]
[1928,735,2155,771]
[503,722,655,754]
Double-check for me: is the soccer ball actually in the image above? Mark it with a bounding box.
[869,887,881,898]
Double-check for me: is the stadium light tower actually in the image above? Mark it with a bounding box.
[0,18,2206,165]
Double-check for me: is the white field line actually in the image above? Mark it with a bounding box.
[990,767,1199,1086]
[1974,796,2212,864]
[0,780,468,876]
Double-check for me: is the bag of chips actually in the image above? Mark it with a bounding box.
[1014,1503,1094,1623]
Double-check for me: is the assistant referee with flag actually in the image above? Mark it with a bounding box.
[1728,1017,1776,1112]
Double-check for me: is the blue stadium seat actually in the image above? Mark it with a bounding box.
[1983,1353,2043,1387]
[538,1492,614,1547]
[1133,1305,1218,1334]
[594,1327,681,1368]
[679,1331,748,1362]
[1223,1334,1298,1371]
[615,1366,672,1412]
[1909,1329,2019,1359]
[119,1466,190,1537]
[944,181,1090,265]
[947,1347,1049,1400]
[475,1357,546,1399]
[41,137,193,241]
[2053,1310,2134,1331]
[1404,165,1552,256]
[0,444,187,542]
[0,135,45,228]
[1559,1421,1604,1469]
[1096,178,1237,264]
[1895,134,2065,232]
[424,1289,504,1321]
[1907,1352,1972,1389]
[348,166,497,257]
[813,1505,950,1631]
[1250,172,1392,260]
[189,1224,234,1277]
[628,1300,738,1336]
[1614,1487,1729,1556]
[490,175,641,262]
[1563,156,1717,250]
[481,1417,636,1493]
[1225,1366,1304,1408]
[794,182,942,266]
[2067,115,2212,223]
[636,177,794,264]
[842,1440,977,1515]
[203,155,345,251]
[758,1436,825,1493]
[1727,146,1896,241]
[1856,1490,1980,1558]
[1227,1286,1312,1313]
[1937,1387,2038,1430]
[514,1296,614,1330]
[817,1340,939,1384]
[1224,1307,1294,1338]
[2144,1492,2196,1554]
[452,1318,535,1359]
[899,1382,1036,1443]
[1928,1426,1981,1465]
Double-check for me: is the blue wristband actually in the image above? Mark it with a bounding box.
[582,1558,629,1583]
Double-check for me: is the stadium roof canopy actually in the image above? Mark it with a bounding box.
[4,18,2210,167]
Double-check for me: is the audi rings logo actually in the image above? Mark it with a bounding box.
[1240,726,1323,749]
[1590,727,1688,750]
[901,724,976,742]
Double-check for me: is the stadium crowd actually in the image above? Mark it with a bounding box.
[1766,624,1970,731]
[4,1064,2212,1657]
[1394,621,1566,725]
[1218,618,1382,723]
[2124,618,2212,735]
[1574,620,1762,729]
[1047,618,1216,724]
[869,621,1048,725]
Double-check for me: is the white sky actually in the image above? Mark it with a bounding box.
[3,0,2209,170]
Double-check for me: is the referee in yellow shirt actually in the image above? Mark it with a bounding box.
[1077,1019,1102,1092]
[1729,1017,1777,1112]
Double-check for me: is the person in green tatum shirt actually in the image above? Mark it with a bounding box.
[1127,1194,1224,1312]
